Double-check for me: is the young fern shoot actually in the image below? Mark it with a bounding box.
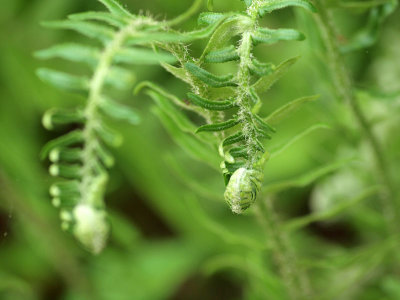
[36,0,181,254]
[148,0,316,214]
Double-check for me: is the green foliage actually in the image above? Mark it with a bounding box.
[141,0,317,215]
[35,0,192,253]
[1,0,400,299]
[336,0,398,52]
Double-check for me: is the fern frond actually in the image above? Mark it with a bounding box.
[143,0,317,214]
[36,0,186,254]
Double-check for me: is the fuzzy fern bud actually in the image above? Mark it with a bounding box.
[73,204,109,254]
[224,167,263,214]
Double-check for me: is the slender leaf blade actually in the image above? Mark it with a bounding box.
[258,0,317,16]
[42,20,114,44]
[265,95,319,125]
[35,43,100,66]
[253,56,299,95]
[37,68,89,92]
[97,0,132,18]
[99,97,141,125]
[115,48,176,65]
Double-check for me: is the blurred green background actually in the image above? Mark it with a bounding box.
[1,0,400,299]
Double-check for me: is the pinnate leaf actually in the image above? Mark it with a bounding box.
[265,95,319,125]
[42,20,114,44]
[196,119,241,133]
[187,93,236,111]
[185,63,237,88]
[99,97,141,125]
[37,68,89,92]
[253,56,299,95]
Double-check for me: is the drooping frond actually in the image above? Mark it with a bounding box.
[36,0,213,253]
[142,0,317,214]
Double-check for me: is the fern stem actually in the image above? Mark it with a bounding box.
[255,197,312,300]
[236,1,267,166]
[81,19,139,205]
[312,1,399,233]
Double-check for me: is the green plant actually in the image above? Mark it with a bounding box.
[38,0,319,251]
[138,0,317,214]
[26,0,400,298]
[35,0,210,253]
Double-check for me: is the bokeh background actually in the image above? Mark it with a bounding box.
[1,0,400,299]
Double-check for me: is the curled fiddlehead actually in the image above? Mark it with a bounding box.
[143,0,316,214]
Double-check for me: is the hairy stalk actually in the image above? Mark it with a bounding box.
[255,197,311,300]
[81,19,142,206]
[312,1,399,234]
[238,3,262,166]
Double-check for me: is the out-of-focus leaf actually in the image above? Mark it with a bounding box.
[263,159,352,193]
[258,0,317,16]
[35,43,100,66]
[90,240,204,300]
[105,66,136,90]
[68,11,129,28]
[207,0,214,10]
[149,93,220,168]
[270,124,331,158]
[341,2,398,53]
[332,0,393,8]
[185,194,267,249]
[114,47,176,65]
[36,68,89,92]
[253,57,299,95]
[265,95,319,125]
[41,20,114,44]
[284,186,380,232]
[164,154,221,199]
[135,82,202,130]
[40,130,84,160]
[99,97,141,125]
[97,0,133,18]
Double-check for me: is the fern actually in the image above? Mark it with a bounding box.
[141,0,316,214]
[35,0,211,253]
[36,0,317,251]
